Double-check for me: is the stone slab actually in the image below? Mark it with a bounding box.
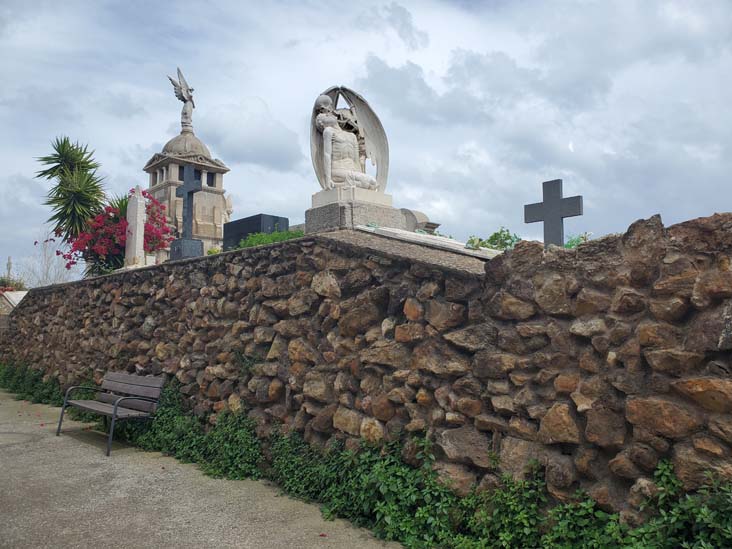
[169,238,204,260]
[317,230,487,276]
[355,225,500,260]
[312,187,393,208]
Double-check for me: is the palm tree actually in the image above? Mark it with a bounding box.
[36,137,106,241]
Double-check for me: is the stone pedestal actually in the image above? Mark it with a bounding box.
[311,187,394,208]
[305,187,409,234]
[169,238,203,260]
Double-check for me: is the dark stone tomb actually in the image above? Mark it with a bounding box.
[223,214,290,251]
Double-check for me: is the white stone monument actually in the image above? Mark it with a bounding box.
[305,86,438,234]
[124,185,148,268]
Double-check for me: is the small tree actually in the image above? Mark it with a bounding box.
[18,233,77,287]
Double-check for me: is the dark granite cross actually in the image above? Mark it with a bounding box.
[176,164,202,240]
[524,179,583,248]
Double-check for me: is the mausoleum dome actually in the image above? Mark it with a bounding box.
[162,130,212,158]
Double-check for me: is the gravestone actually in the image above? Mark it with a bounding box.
[169,164,204,260]
[223,214,289,251]
[524,179,583,248]
[124,186,146,267]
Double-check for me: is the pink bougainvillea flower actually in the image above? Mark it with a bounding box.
[57,188,174,270]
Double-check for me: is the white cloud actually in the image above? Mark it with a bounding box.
[197,99,304,172]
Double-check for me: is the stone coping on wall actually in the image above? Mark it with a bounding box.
[11,229,489,300]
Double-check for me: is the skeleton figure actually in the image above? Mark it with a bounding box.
[310,87,389,193]
[168,68,195,132]
[314,95,377,190]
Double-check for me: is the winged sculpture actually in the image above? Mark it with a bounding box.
[310,86,389,193]
[168,68,195,132]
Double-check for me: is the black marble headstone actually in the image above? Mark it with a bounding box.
[170,238,203,260]
[223,214,290,251]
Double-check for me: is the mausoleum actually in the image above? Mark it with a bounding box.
[143,69,232,255]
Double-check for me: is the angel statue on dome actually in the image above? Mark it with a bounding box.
[168,67,195,132]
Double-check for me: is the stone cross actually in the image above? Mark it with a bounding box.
[176,164,202,240]
[169,164,204,260]
[124,186,146,267]
[524,179,583,248]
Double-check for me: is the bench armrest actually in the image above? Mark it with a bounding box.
[112,396,159,417]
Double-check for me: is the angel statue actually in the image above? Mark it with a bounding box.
[168,67,195,132]
[310,87,389,192]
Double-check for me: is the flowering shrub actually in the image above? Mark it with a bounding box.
[60,188,173,275]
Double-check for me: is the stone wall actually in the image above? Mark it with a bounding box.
[2,214,732,517]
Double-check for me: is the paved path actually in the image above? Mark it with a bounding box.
[0,391,399,549]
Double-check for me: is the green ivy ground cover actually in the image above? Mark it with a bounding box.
[2,362,732,548]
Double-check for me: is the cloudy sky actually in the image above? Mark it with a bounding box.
[1,0,731,280]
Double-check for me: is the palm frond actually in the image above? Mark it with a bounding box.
[36,136,101,181]
[108,194,129,219]
[44,169,106,241]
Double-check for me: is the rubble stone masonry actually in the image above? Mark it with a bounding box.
[3,214,732,513]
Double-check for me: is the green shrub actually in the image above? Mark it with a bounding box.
[460,468,547,548]
[269,433,458,547]
[540,495,624,548]
[199,411,262,479]
[565,232,592,249]
[117,384,262,477]
[125,384,206,462]
[236,229,304,249]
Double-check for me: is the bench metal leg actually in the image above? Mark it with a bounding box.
[56,405,67,436]
[106,415,117,457]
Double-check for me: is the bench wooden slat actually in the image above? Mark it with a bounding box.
[104,372,165,388]
[68,400,149,419]
[101,380,162,399]
[96,392,157,413]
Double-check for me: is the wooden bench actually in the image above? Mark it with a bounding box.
[56,372,164,456]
